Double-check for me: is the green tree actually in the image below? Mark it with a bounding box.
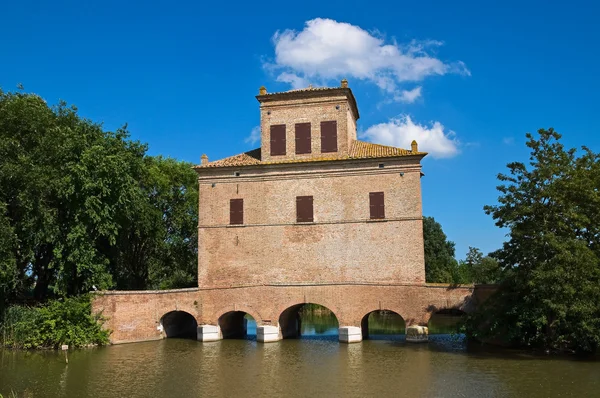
[423,216,460,283]
[0,88,199,308]
[466,128,600,353]
[0,202,18,314]
[460,247,501,284]
[111,156,198,290]
[0,90,147,299]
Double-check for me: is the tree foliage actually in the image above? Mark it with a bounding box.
[0,89,198,310]
[466,129,600,354]
[423,216,460,283]
[459,247,501,284]
[0,295,109,349]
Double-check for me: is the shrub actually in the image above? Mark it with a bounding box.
[0,295,110,349]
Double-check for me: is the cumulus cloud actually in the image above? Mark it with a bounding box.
[268,18,469,100]
[361,116,459,158]
[395,86,422,103]
[245,126,261,145]
[276,72,309,89]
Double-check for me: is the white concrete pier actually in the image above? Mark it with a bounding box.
[339,326,362,343]
[197,325,222,341]
[406,325,428,342]
[257,325,281,343]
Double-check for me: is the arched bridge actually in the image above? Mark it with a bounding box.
[92,283,496,344]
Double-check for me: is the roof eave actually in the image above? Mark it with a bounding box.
[193,152,427,171]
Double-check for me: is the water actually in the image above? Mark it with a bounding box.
[1,312,599,398]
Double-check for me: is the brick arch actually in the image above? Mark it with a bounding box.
[360,308,406,338]
[274,300,343,327]
[210,304,263,326]
[423,307,468,325]
[159,310,198,339]
[420,295,473,324]
[158,305,200,324]
[359,308,406,322]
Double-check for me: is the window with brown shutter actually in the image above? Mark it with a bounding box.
[230,199,244,225]
[320,121,337,153]
[296,196,314,223]
[270,125,286,156]
[369,192,385,219]
[295,123,311,154]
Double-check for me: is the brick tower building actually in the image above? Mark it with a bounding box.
[92,80,484,344]
[194,80,427,291]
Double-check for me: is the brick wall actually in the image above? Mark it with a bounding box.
[258,91,356,162]
[92,284,483,344]
[197,157,425,288]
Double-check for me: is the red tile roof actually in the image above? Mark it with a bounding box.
[194,140,426,169]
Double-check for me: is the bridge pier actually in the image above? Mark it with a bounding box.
[197,325,222,342]
[257,325,281,343]
[339,326,362,343]
[406,325,429,342]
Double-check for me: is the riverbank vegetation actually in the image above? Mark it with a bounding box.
[0,88,198,347]
[423,217,500,284]
[1,295,109,349]
[465,129,600,354]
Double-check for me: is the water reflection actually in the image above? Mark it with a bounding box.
[298,306,339,336]
[2,333,600,397]
[279,304,339,339]
[3,335,599,398]
[428,311,465,334]
[362,310,405,340]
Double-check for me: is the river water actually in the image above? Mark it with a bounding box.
[1,312,599,398]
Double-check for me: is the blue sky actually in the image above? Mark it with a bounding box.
[2,0,599,259]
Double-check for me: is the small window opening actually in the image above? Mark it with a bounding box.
[378,163,384,169]
[296,196,314,223]
[230,199,244,225]
[369,192,385,220]
[234,171,240,177]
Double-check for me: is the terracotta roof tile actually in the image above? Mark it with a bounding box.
[194,140,426,169]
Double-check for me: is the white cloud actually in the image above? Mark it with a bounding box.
[361,116,459,158]
[395,86,422,103]
[268,18,469,100]
[276,72,309,89]
[502,137,514,145]
[245,126,261,145]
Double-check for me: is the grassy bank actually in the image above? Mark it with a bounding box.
[0,295,109,349]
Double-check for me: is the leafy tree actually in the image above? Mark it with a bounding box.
[466,129,600,354]
[0,90,147,299]
[112,156,198,290]
[145,157,198,289]
[0,202,18,314]
[0,88,199,309]
[460,247,501,284]
[423,216,460,283]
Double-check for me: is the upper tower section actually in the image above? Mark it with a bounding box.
[256,79,359,162]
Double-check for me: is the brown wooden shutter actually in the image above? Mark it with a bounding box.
[369,192,385,219]
[295,123,311,154]
[230,199,244,225]
[296,196,314,222]
[320,121,338,153]
[270,125,286,156]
